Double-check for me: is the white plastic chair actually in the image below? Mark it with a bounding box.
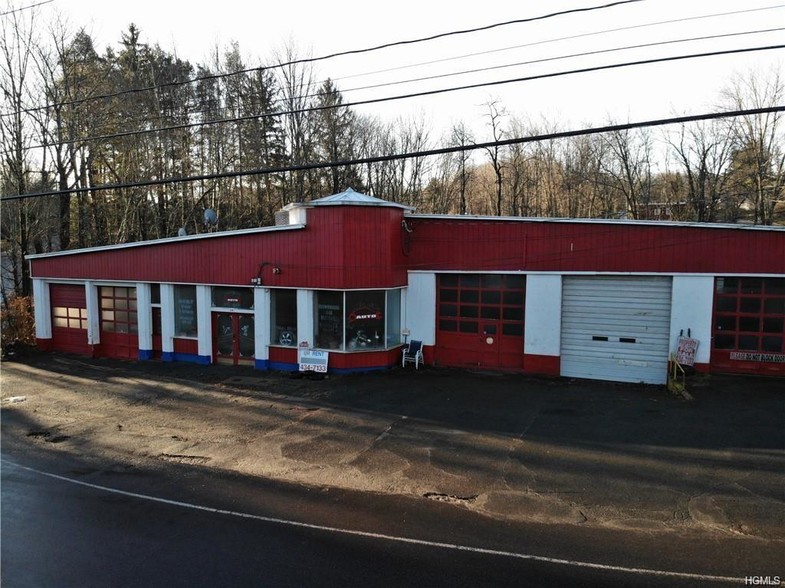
[402,340,424,369]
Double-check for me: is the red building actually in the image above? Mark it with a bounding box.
[29,189,785,383]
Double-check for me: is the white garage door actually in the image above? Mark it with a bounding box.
[561,276,672,384]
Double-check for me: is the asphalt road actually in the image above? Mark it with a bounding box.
[1,442,766,588]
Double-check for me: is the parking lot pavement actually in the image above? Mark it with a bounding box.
[2,352,784,540]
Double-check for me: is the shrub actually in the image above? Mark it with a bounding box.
[1,295,36,354]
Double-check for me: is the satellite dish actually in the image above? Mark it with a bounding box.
[177,227,187,237]
[204,208,218,226]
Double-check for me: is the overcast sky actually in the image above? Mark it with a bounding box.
[32,0,785,139]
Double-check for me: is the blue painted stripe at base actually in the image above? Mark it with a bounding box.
[138,350,154,361]
[161,352,211,365]
[268,361,299,373]
[254,359,269,370]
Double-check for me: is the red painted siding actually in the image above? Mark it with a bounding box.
[30,206,409,289]
[406,218,785,274]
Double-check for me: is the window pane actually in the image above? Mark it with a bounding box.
[115,311,129,323]
[740,298,761,313]
[763,317,783,333]
[765,299,785,314]
[212,287,253,309]
[315,291,343,350]
[481,291,501,304]
[762,336,782,353]
[271,290,297,346]
[346,291,385,349]
[102,321,115,332]
[102,310,114,321]
[441,275,459,287]
[53,306,67,317]
[53,317,67,328]
[150,284,161,305]
[115,298,128,310]
[386,289,401,347]
[715,316,736,331]
[714,334,735,349]
[716,297,736,312]
[503,307,523,321]
[459,321,478,333]
[481,275,502,289]
[439,320,457,332]
[738,335,759,351]
[461,275,480,288]
[481,306,500,319]
[440,304,458,318]
[439,289,458,303]
[738,317,759,332]
[503,291,524,306]
[174,285,198,337]
[115,287,128,298]
[716,278,738,294]
[740,279,762,294]
[460,290,479,304]
[505,275,526,290]
[765,279,785,295]
[460,305,478,318]
[101,297,113,309]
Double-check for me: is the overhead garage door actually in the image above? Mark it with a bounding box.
[50,283,90,355]
[561,276,672,384]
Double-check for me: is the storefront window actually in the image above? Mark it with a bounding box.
[174,285,198,337]
[346,291,385,349]
[713,277,785,355]
[211,286,253,309]
[313,289,403,351]
[386,289,401,347]
[271,290,297,346]
[315,291,343,350]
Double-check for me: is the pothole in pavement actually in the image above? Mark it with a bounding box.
[423,492,478,504]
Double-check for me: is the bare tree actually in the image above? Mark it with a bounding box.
[667,118,735,222]
[601,125,653,219]
[720,68,784,224]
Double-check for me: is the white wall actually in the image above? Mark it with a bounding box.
[254,287,271,361]
[524,274,562,357]
[32,279,51,339]
[85,281,100,345]
[136,282,152,352]
[670,275,714,365]
[405,273,436,345]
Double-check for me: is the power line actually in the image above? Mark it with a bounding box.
[0,0,641,118]
[336,28,784,97]
[3,106,782,202]
[332,4,785,84]
[0,0,53,17]
[18,43,784,153]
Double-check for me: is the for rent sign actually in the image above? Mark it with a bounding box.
[298,346,329,373]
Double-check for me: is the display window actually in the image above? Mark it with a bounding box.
[314,289,402,351]
[271,290,297,346]
[174,285,198,337]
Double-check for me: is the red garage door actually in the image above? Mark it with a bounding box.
[712,277,785,376]
[50,284,89,355]
[436,274,526,370]
[97,286,139,360]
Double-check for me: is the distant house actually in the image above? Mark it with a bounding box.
[27,188,785,383]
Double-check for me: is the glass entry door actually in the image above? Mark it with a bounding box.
[213,312,255,366]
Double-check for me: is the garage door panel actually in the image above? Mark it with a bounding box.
[561,277,672,385]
